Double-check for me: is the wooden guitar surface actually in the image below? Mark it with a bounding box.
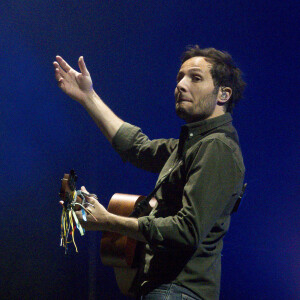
[100,193,156,296]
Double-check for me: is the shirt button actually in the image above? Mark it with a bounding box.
[189,133,194,137]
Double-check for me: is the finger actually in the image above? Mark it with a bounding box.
[53,62,67,89]
[53,61,66,78]
[56,55,72,72]
[78,56,89,76]
[81,186,97,205]
[54,71,65,89]
[57,78,65,89]
[87,197,96,205]
[75,210,83,221]
[59,200,64,207]
[85,208,98,221]
[54,66,65,83]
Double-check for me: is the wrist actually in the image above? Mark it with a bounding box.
[103,213,120,232]
[80,89,98,106]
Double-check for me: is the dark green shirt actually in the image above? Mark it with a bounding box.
[112,113,245,300]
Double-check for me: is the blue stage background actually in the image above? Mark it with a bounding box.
[0,1,298,299]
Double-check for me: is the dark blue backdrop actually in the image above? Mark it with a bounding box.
[0,1,299,299]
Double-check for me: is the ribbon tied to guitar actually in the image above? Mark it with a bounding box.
[59,170,97,253]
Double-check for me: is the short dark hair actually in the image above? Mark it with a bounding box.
[181,45,246,113]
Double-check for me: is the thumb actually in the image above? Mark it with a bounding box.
[81,186,89,194]
[78,56,89,76]
[81,186,96,204]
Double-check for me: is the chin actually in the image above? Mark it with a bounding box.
[176,108,212,123]
[175,107,188,120]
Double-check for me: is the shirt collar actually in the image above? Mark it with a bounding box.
[182,113,232,137]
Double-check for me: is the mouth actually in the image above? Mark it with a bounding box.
[176,92,192,103]
[177,98,192,103]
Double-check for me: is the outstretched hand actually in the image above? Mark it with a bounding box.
[53,56,93,103]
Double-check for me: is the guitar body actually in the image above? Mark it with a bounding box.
[100,193,156,297]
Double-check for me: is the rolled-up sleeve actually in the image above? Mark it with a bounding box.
[138,138,244,249]
[112,122,178,173]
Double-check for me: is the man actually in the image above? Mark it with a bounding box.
[53,46,246,300]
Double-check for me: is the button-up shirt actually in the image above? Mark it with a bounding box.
[112,113,245,300]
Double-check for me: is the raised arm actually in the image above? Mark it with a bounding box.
[53,56,124,143]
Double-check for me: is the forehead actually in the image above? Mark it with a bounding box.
[179,56,212,75]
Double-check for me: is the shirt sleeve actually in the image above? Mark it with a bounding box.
[138,138,244,249]
[112,122,178,173]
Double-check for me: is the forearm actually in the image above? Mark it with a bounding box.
[105,213,146,242]
[81,90,124,143]
[75,191,146,242]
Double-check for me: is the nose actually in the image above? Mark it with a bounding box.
[176,77,187,93]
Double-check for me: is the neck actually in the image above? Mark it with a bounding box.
[206,109,225,120]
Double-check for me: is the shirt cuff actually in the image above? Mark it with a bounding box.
[112,122,141,154]
[138,215,164,246]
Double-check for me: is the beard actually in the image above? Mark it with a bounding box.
[176,91,217,123]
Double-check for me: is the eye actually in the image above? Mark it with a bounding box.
[192,74,202,81]
[176,75,183,83]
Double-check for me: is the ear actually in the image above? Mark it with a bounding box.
[217,87,232,104]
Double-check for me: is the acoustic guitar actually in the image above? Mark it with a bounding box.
[60,170,156,296]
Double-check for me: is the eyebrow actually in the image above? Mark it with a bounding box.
[177,68,204,80]
[177,68,204,77]
[187,67,204,73]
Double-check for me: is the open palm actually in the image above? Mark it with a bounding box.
[53,55,93,103]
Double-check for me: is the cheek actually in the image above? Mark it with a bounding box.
[174,88,178,98]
